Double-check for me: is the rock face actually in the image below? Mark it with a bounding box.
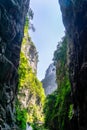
[0,0,29,129]
[28,44,38,73]
[59,0,87,130]
[22,40,38,74]
[42,63,57,95]
[17,21,45,127]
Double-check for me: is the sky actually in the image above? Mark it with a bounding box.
[29,0,65,80]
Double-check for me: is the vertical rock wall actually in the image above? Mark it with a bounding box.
[59,0,87,130]
[42,63,57,95]
[0,0,30,129]
[22,41,38,74]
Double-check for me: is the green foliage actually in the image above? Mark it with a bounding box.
[16,51,45,128]
[22,16,35,47]
[68,104,73,120]
[32,123,48,130]
[18,52,45,104]
[55,77,71,130]
[44,36,72,130]
[53,37,67,65]
[44,78,71,130]
[44,92,58,130]
[16,18,45,129]
[16,105,27,130]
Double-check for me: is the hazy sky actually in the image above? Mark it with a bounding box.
[29,0,65,80]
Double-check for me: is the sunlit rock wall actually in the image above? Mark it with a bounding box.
[22,41,38,74]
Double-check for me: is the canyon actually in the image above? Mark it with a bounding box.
[0,0,87,130]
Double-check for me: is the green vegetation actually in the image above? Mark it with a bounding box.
[68,104,73,120]
[18,52,45,103]
[43,36,73,130]
[16,105,28,129]
[16,18,45,130]
[16,15,73,130]
[32,123,48,130]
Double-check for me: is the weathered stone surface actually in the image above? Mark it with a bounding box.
[42,63,57,95]
[59,0,87,130]
[22,38,38,74]
[28,44,38,73]
[0,0,30,129]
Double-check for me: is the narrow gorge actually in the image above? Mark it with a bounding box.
[0,0,87,130]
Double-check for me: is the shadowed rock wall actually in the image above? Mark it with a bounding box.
[59,0,87,130]
[0,0,30,129]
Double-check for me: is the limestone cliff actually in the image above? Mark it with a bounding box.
[16,19,45,129]
[22,34,38,74]
[59,0,87,130]
[0,0,30,129]
[42,63,57,95]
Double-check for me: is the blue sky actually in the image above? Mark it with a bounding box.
[29,0,65,80]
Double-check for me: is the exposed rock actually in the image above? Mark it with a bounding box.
[22,37,38,74]
[42,63,57,95]
[16,21,45,128]
[59,0,87,129]
[28,44,38,73]
[0,0,30,129]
